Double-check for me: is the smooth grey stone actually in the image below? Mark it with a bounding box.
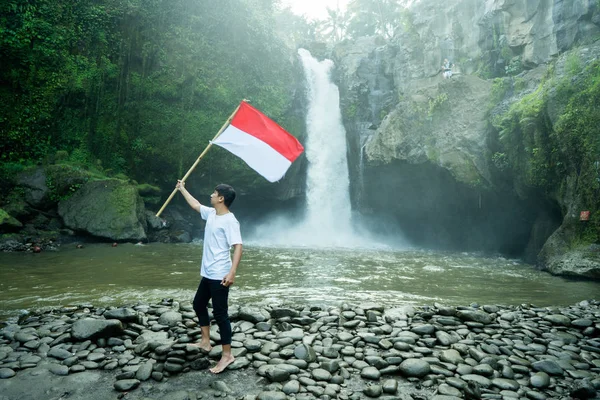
[473,364,494,376]
[266,367,290,382]
[399,359,430,378]
[532,360,564,375]
[438,383,462,397]
[294,344,316,362]
[104,308,138,322]
[282,380,300,394]
[278,328,304,341]
[491,378,520,391]
[19,355,41,365]
[256,390,287,400]
[381,378,398,394]
[312,368,332,381]
[164,362,183,373]
[430,364,453,377]
[343,320,361,329]
[440,349,463,364]
[572,319,593,327]
[49,364,69,376]
[228,357,250,370]
[461,374,492,388]
[323,347,339,358]
[411,324,435,335]
[270,308,299,319]
[530,372,550,388]
[0,368,16,379]
[136,361,153,381]
[86,353,105,362]
[446,377,467,389]
[260,342,279,355]
[14,332,38,343]
[71,319,124,341]
[48,347,73,360]
[320,360,340,374]
[107,337,124,347]
[543,315,571,326]
[363,384,382,398]
[244,339,262,352]
[158,311,182,326]
[114,379,140,392]
[361,366,381,380]
[525,390,547,400]
[69,365,85,373]
[456,310,492,324]
[436,331,458,346]
[456,364,473,375]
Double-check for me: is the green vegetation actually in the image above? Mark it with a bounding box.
[0,0,303,192]
[490,78,509,104]
[492,57,600,244]
[428,93,449,119]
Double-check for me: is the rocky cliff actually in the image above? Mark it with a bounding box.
[334,0,600,277]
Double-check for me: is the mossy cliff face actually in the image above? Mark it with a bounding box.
[334,0,600,276]
[490,46,600,278]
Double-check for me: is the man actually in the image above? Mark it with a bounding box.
[442,58,453,79]
[176,180,243,374]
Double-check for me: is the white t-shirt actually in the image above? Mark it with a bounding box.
[199,205,242,280]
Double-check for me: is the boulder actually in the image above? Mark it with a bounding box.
[16,167,51,208]
[58,179,147,241]
[0,209,22,231]
[71,318,124,341]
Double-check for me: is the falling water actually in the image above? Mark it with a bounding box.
[298,48,353,235]
[246,49,405,248]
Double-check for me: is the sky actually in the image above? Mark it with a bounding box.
[282,0,350,20]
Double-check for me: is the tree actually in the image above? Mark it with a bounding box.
[346,0,404,39]
[319,6,348,43]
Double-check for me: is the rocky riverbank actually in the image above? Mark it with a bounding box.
[0,300,599,400]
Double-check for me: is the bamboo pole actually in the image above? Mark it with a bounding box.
[155,101,245,217]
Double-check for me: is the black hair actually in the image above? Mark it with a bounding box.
[215,183,236,208]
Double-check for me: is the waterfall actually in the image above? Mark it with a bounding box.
[246,49,402,248]
[298,48,352,236]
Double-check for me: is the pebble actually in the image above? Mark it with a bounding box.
[0,299,597,399]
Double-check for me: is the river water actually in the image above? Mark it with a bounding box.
[1,243,598,322]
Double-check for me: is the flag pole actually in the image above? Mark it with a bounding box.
[155,100,246,217]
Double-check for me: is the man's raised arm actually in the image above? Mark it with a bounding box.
[176,180,201,212]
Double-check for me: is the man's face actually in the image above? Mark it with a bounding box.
[210,190,222,206]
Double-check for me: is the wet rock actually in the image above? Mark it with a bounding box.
[158,311,182,326]
[49,364,69,376]
[256,390,287,400]
[399,358,430,377]
[114,379,140,392]
[0,368,16,379]
[570,378,597,399]
[71,318,124,341]
[293,344,316,362]
[456,310,492,324]
[282,379,300,394]
[104,308,138,322]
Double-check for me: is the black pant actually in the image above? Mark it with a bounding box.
[193,277,232,345]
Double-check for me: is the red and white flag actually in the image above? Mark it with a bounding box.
[212,101,304,182]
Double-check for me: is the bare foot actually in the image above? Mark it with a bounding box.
[209,354,235,374]
[190,342,212,353]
